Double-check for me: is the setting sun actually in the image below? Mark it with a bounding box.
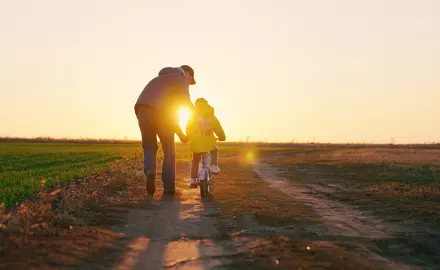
[177,107,191,131]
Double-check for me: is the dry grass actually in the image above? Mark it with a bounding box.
[371,182,440,201]
[0,153,144,269]
[269,148,440,189]
[333,148,440,165]
[265,147,440,228]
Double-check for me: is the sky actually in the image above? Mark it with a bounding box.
[0,0,439,143]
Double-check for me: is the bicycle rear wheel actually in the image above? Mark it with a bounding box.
[200,179,207,198]
[200,172,210,198]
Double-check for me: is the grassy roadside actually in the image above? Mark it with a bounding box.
[264,148,440,228]
[0,154,146,269]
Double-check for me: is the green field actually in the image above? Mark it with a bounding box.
[0,142,146,206]
[3,140,439,208]
[0,141,270,206]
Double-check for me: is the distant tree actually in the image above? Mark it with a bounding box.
[389,137,396,145]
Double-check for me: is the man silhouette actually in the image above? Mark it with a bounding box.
[135,65,196,196]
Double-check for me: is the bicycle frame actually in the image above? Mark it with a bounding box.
[197,152,211,182]
[197,152,212,197]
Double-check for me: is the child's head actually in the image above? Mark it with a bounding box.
[194,98,214,117]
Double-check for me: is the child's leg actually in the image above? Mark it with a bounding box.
[210,145,219,166]
[191,152,202,179]
[210,145,221,174]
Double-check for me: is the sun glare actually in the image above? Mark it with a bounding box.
[178,107,190,131]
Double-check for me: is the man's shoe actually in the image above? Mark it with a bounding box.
[146,172,156,196]
[211,165,220,174]
[189,178,197,188]
[163,188,182,196]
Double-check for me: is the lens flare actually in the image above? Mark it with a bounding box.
[177,107,190,131]
[245,151,255,164]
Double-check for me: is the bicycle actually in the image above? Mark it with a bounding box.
[197,152,212,198]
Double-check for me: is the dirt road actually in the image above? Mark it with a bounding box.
[110,182,267,269]
[81,156,438,269]
[4,150,440,269]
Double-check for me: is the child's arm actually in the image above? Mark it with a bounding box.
[212,116,226,141]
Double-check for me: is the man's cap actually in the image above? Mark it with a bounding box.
[180,65,196,85]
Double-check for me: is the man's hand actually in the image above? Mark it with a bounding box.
[178,133,189,143]
[174,122,189,143]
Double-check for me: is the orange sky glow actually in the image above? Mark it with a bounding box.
[1,0,439,143]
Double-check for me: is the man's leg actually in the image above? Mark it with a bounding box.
[157,123,176,192]
[136,107,158,195]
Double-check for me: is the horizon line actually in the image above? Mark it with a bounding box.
[0,136,439,146]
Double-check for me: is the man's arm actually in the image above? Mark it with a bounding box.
[174,122,188,143]
[174,76,194,110]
